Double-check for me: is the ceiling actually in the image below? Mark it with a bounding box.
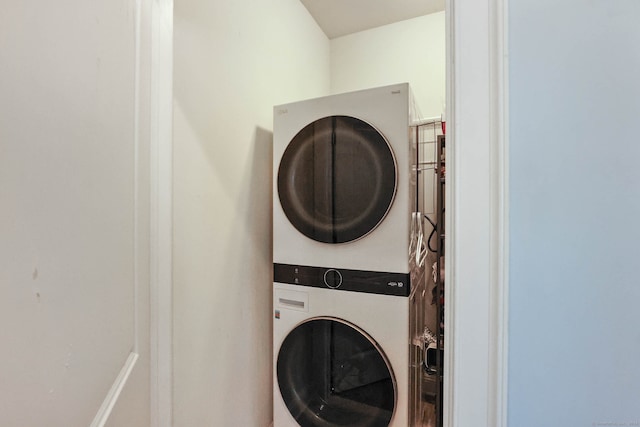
[299,0,445,39]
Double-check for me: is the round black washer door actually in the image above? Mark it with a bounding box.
[277,318,396,427]
[278,116,396,244]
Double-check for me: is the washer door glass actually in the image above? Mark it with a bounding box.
[278,116,396,244]
[277,318,396,427]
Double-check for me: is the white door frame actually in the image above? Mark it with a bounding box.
[445,0,509,426]
[150,1,174,426]
[148,0,510,425]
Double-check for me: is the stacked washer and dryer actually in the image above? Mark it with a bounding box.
[273,83,428,427]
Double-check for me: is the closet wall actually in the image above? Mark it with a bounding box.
[331,12,446,119]
[172,1,329,426]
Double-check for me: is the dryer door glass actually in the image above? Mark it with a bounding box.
[278,116,396,244]
[277,318,395,427]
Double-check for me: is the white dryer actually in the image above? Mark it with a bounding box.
[273,83,420,275]
[273,278,426,427]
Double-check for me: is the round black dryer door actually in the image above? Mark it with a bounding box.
[277,318,396,427]
[278,116,397,244]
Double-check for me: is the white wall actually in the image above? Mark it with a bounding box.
[330,12,446,118]
[508,1,640,426]
[0,1,149,425]
[172,0,329,425]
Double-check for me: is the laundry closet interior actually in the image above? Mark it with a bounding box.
[271,3,446,426]
[172,1,446,426]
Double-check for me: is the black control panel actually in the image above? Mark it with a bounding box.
[274,263,411,297]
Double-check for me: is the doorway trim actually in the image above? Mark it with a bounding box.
[150,0,174,426]
[445,0,509,426]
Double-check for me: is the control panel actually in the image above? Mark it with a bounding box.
[273,263,411,297]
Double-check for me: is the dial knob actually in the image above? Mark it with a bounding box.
[323,269,343,289]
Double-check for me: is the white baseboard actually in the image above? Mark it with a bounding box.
[89,352,139,427]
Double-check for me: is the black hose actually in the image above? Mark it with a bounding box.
[424,214,438,253]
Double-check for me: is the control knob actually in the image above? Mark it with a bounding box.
[323,269,343,289]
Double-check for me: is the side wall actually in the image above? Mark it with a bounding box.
[508,1,640,426]
[330,12,446,118]
[0,1,148,425]
[172,1,330,425]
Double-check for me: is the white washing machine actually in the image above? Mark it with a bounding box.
[273,83,420,275]
[273,278,426,427]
